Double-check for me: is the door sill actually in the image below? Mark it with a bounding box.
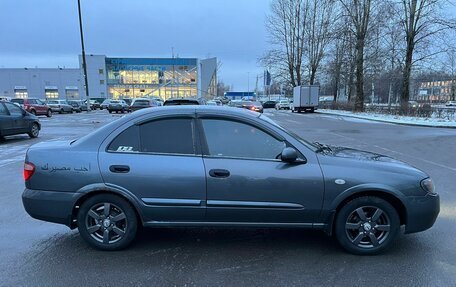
[143,221,324,229]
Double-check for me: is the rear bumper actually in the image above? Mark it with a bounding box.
[22,188,83,227]
[404,193,440,234]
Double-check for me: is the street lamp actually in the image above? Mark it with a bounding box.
[77,0,90,113]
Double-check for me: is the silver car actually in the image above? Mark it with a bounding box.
[47,100,73,114]
[22,106,439,254]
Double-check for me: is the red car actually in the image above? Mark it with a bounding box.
[10,98,52,117]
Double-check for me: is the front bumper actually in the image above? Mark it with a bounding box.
[404,193,440,234]
[22,188,83,227]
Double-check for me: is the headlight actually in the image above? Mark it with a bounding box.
[421,178,435,194]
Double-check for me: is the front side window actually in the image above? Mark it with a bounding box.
[201,119,285,160]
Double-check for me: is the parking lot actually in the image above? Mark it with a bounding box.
[0,108,455,286]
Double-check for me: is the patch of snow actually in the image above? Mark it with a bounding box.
[318,109,456,128]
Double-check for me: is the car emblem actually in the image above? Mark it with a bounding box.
[335,179,346,185]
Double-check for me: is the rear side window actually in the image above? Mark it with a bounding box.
[4,102,23,116]
[140,118,195,154]
[107,118,195,155]
[108,125,140,152]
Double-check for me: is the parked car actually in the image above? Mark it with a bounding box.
[164,97,203,106]
[0,101,40,139]
[21,106,439,254]
[149,97,164,106]
[262,100,277,109]
[275,99,291,110]
[228,100,244,108]
[90,98,105,109]
[445,101,456,107]
[214,96,230,105]
[100,99,113,110]
[89,100,101,110]
[67,100,85,113]
[108,100,129,113]
[207,100,222,106]
[241,101,263,113]
[10,98,52,117]
[0,96,12,102]
[47,100,73,114]
[130,98,159,112]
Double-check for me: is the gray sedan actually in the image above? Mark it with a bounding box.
[21,106,439,255]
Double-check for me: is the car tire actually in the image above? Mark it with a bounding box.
[108,110,112,114]
[30,109,36,116]
[28,122,40,138]
[77,194,138,251]
[59,109,64,114]
[334,196,400,255]
[46,109,52,117]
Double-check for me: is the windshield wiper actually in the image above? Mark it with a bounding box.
[314,142,333,153]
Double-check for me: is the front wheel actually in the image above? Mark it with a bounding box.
[334,196,400,255]
[28,123,39,138]
[77,194,138,251]
[46,109,52,117]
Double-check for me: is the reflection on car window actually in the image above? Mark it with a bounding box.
[202,119,285,160]
[140,118,195,154]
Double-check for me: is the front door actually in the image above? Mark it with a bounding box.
[199,118,324,224]
[4,102,27,134]
[98,116,206,222]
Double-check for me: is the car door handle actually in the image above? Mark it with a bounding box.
[209,169,230,178]
[109,165,130,173]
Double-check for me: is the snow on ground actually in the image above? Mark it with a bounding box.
[318,109,456,128]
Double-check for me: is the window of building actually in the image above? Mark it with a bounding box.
[140,118,194,154]
[99,69,104,75]
[201,119,285,160]
[45,89,59,99]
[100,80,105,85]
[14,89,28,99]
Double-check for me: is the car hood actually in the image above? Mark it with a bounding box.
[317,146,428,178]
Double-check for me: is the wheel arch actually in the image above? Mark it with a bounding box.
[70,184,145,229]
[326,188,407,235]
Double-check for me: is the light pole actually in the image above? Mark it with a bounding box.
[247,72,250,93]
[77,0,90,113]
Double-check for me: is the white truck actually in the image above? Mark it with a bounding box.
[291,85,319,113]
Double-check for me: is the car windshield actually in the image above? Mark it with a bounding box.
[258,114,317,151]
[133,100,149,105]
[110,100,120,104]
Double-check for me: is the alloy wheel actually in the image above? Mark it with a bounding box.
[85,202,128,244]
[345,206,390,249]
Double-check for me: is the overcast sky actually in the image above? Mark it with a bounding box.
[0,0,270,91]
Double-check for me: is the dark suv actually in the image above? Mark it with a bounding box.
[10,98,52,117]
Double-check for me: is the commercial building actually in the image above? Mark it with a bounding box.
[0,55,217,101]
[417,80,456,102]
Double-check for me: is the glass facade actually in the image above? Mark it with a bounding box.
[105,58,198,100]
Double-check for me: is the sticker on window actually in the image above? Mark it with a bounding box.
[117,146,134,152]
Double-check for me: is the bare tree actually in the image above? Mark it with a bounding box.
[339,0,374,112]
[263,0,308,87]
[305,0,336,84]
[398,0,456,113]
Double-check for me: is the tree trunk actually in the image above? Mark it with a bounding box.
[401,41,414,114]
[354,36,365,112]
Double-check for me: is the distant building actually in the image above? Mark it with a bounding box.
[417,80,456,102]
[0,55,217,101]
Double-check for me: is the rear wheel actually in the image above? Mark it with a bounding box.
[108,110,112,114]
[28,123,39,138]
[77,194,138,251]
[334,196,400,255]
[46,109,52,117]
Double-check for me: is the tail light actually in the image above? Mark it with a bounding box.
[23,162,35,181]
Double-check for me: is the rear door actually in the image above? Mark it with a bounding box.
[98,114,207,222]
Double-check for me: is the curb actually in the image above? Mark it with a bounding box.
[316,110,456,129]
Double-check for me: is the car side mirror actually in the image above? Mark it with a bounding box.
[281,147,299,163]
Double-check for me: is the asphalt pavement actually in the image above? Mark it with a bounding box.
[0,109,455,286]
